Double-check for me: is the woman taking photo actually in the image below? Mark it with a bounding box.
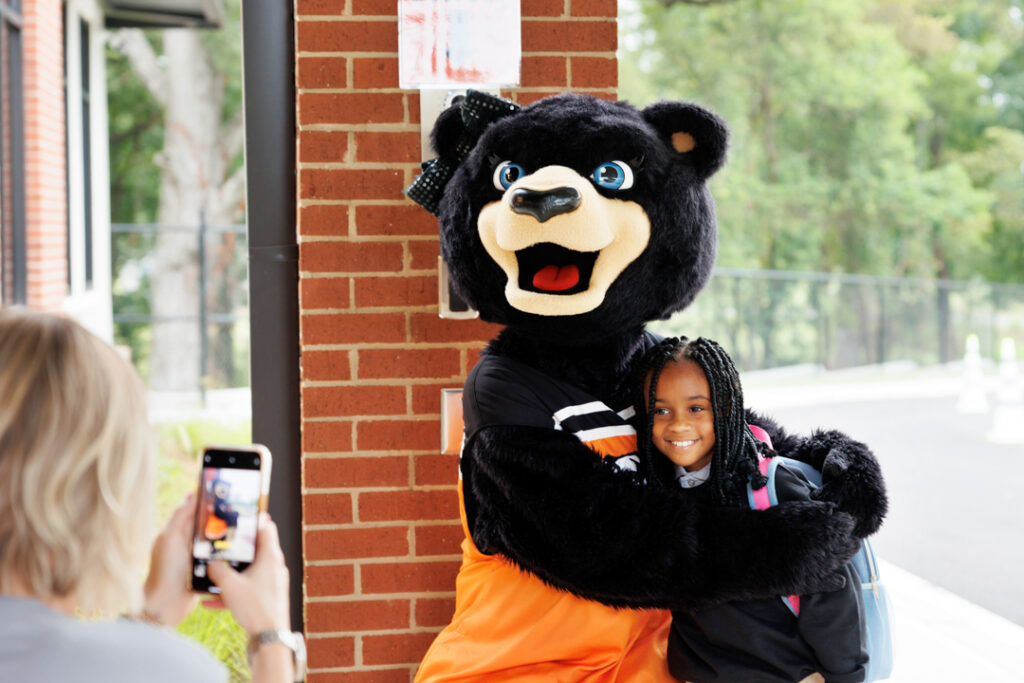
[0,307,300,683]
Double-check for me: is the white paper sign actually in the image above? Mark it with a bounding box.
[399,0,521,89]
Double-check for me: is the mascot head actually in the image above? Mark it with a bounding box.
[408,92,728,343]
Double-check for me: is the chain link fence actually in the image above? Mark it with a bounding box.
[112,221,249,397]
[112,231,1024,384]
[652,267,1024,372]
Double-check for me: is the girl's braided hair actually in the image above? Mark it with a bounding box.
[634,336,768,505]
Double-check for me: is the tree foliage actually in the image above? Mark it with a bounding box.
[621,0,1024,285]
[107,38,163,225]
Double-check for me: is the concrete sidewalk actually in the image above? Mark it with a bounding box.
[881,559,1024,681]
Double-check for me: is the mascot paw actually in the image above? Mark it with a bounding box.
[808,433,888,537]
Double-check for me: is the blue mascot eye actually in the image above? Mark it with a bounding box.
[493,162,526,190]
[591,161,634,190]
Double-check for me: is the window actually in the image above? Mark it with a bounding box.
[64,8,98,296]
[1,0,25,304]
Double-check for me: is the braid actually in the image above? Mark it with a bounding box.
[634,336,688,488]
[636,336,765,505]
[685,338,765,505]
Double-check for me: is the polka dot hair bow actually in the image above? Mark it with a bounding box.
[405,90,521,216]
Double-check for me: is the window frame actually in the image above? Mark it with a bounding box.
[61,0,113,339]
[241,0,302,631]
[1,0,26,305]
[64,3,103,298]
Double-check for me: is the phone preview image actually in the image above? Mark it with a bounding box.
[192,466,260,573]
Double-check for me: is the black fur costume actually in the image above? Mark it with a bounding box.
[410,92,887,682]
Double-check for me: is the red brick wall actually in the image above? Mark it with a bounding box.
[22,0,68,309]
[295,1,617,679]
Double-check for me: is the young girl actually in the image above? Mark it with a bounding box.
[637,336,868,683]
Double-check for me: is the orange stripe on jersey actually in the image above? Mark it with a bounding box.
[205,515,228,539]
[584,433,638,459]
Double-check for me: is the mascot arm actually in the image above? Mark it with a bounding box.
[746,410,888,538]
[465,425,859,611]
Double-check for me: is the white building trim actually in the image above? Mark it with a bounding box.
[61,0,113,342]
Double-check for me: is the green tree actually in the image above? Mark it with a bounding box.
[959,127,1024,283]
[107,38,163,380]
[107,40,163,225]
[877,0,1024,358]
[621,0,1011,363]
[622,0,992,274]
[906,0,1024,285]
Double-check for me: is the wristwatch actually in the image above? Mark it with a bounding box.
[248,628,307,682]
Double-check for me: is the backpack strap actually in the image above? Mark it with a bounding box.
[783,594,801,616]
[747,455,774,510]
[746,425,801,617]
[747,424,773,449]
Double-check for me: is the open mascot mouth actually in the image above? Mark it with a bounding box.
[516,244,599,295]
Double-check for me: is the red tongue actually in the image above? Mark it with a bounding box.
[532,264,580,292]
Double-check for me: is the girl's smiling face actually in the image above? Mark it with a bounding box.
[646,359,716,471]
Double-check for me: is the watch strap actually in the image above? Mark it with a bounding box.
[248,628,306,682]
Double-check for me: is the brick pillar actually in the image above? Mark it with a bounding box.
[22,0,67,309]
[295,1,617,680]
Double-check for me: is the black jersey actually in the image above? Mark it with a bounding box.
[462,351,640,462]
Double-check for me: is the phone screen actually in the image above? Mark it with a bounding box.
[191,447,265,593]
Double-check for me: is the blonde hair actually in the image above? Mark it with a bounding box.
[0,307,154,613]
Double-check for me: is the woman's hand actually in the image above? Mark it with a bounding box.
[206,516,291,635]
[143,493,199,627]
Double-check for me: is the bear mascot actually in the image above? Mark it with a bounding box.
[405,91,886,682]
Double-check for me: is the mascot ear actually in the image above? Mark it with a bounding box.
[642,101,729,180]
[430,101,468,160]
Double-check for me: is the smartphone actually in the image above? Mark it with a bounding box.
[190,444,272,593]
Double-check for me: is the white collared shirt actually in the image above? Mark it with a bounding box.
[675,462,711,489]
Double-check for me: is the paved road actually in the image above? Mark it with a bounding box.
[744,369,1024,628]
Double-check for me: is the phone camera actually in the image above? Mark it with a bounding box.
[204,455,211,463]
[228,456,236,464]
[254,456,260,466]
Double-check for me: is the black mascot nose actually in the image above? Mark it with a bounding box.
[509,187,582,223]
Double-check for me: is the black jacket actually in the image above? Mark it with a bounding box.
[668,463,868,683]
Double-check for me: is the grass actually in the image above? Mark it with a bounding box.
[178,604,251,683]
